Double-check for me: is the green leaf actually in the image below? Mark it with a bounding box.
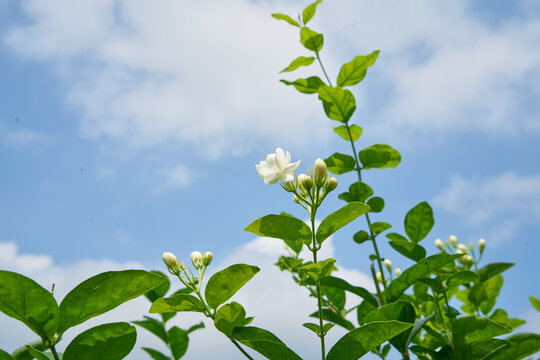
[142,348,170,360]
[168,326,189,360]
[363,301,416,353]
[316,202,370,243]
[187,322,205,334]
[446,271,479,288]
[367,196,384,213]
[214,302,253,337]
[406,313,435,350]
[244,214,311,250]
[9,340,45,360]
[479,275,503,315]
[301,258,336,282]
[132,316,167,344]
[309,308,354,330]
[357,300,377,326]
[387,235,426,262]
[271,13,299,27]
[404,201,434,243]
[478,262,514,282]
[452,316,511,350]
[530,296,540,312]
[386,254,461,302]
[326,320,413,360]
[490,333,540,360]
[324,153,356,174]
[318,85,356,122]
[320,276,378,307]
[359,144,401,169]
[302,0,322,25]
[149,294,206,314]
[337,50,380,87]
[338,181,373,203]
[144,271,170,303]
[353,230,370,244]
[490,309,526,329]
[0,270,58,341]
[461,339,510,360]
[233,327,302,360]
[300,27,323,52]
[370,222,391,235]
[321,285,346,310]
[333,124,362,141]
[302,322,322,335]
[24,348,49,360]
[205,264,260,309]
[58,270,165,335]
[280,56,315,73]
[280,76,324,94]
[0,349,13,360]
[63,322,137,360]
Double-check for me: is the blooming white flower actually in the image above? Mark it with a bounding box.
[256,148,301,185]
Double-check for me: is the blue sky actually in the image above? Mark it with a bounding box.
[1,0,540,359]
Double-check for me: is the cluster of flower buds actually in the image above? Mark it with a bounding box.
[433,234,487,267]
[289,158,338,210]
[162,250,213,291]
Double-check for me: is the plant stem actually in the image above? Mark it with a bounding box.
[315,50,332,86]
[311,215,326,360]
[50,346,60,360]
[230,337,255,360]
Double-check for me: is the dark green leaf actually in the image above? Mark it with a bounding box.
[478,263,514,282]
[479,275,503,315]
[357,300,377,326]
[490,309,526,329]
[9,340,45,360]
[530,296,540,312]
[58,270,165,335]
[144,271,170,303]
[490,333,540,360]
[461,339,510,360]
[318,85,356,122]
[367,197,384,212]
[326,321,413,360]
[63,322,137,360]
[452,316,511,349]
[406,313,435,350]
[187,321,205,334]
[244,214,310,250]
[339,181,374,203]
[280,76,324,94]
[370,222,391,235]
[404,201,434,243]
[359,144,401,169]
[300,27,323,52]
[316,202,370,243]
[271,13,299,27]
[142,348,170,360]
[387,236,426,262]
[132,317,167,344]
[280,56,315,73]
[302,0,322,25]
[233,327,302,360]
[324,153,356,174]
[337,51,380,87]
[310,308,354,330]
[302,322,321,335]
[320,286,346,311]
[320,276,378,306]
[353,230,370,244]
[205,264,260,309]
[333,124,362,141]
[386,254,461,301]
[446,271,479,288]
[24,348,49,360]
[0,349,13,360]
[168,326,189,360]
[0,270,58,341]
[150,294,206,313]
[301,258,336,281]
[214,302,253,337]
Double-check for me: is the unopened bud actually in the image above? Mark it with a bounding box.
[394,268,402,277]
[376,271,383,283]
[202,251,213,266]
[465,255,473,265]
[191,251,203,269]
[293,194,301,204]
[314,158,327,185]
[457,244,468,253]
[298,173,313,191]
[435,238,444,251]
[384,259,392,271]
[479,238,486,253]
[162,252,180,274]
[325,177,338,192]
[448,235,458,247]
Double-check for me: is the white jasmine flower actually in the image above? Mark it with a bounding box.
[256,148,301,185]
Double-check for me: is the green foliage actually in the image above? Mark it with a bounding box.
[490,333,540,360]
[271,13,299,27]
[142,348,170,360]
[280,76,324,94]
[478,262,514,282]
[324,152,356,174]
[316,202,370,243]
[367,196,384,213]
[167,327,189,360]
[337,51,380,87]
[387,233,426,261]
[150,294,206,314]
[214,302,253,337]
[302,0,322,25]
[333,124,362,141]
[300,27,323,52]
[280,56,315,73]
[404,201,435,243]
[301,258,336,281]
[530,296,540,312]
[233,327,302,360]
[359,144,401,169]
[205,264,260,309]
[244,214,311,251]
[0,349,13,360]
[23,348,49,360]
[338,181,374,203]
[318,85,356,122]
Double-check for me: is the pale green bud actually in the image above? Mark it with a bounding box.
[162,252,180,274]
[384,259,392,271]
[457,244,468,253]
[376,271,383,283]
[325,177,338,192]
[394,268,402,277]
[465,255,474,266]
[202,251,213,266]
[479,238,486,253]
[448,235,458,247]
[435,238,445,251]
[314,158,327,185]
[191,251,203,269]
[298,173,313,191]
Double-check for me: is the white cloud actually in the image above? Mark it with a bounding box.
[432,172,540,244]
[153,164,193,192]
[0,237,373,359]
[0,123,55,149]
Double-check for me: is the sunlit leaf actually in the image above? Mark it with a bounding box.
[318,85,356,122]
[280,56,315,73]
[324,153,356,174]
[316,202,370,243]
[271,13,299,27]
[302,0,323,25]
[337,50,380,87]
[333,124,362,141]
[205,264,260,309]
[280,76,324,94]
[359,144,401,169]
[233,327,302,360]
[404,201,434,243]
[244,214,311,250]
[300,27,323,52]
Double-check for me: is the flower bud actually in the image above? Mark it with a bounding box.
[314,158,327,185]
[376,271,383,283]
[457,244,468,253]
[298,173,313,191]
[384,259,392,271]
[435,238,444,251]
[191,251,203,269]
[465,255,474,265]
[394,268,402,277]
[479,238,486,253]
[448,235,458,247]
[325,177,338,192]
[202,251,213,266]
[162,252,180,274]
